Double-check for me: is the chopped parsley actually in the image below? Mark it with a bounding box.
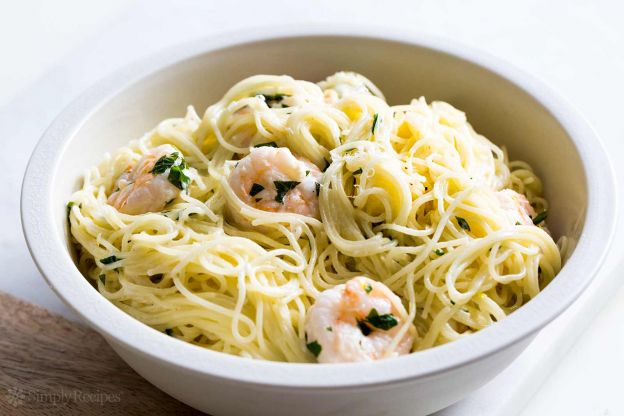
[532,211,548,225]
[254,141,278,148]
[371,113,379,133]
[456,216,471,231]
[434,249,445,256]
[167,166,190,190]
[492,150,499,159]
[315,182,321,196]
[325,326,333,332]
[364,283,373,294]
[256,93,289,107]
[357,308,398,334]
[249,183,264,197]
[306,340,322,357]
[450,300,456,305]
[165,328,174,336]
[274,180,300,203]
[357,320,372,336]
[100,255,120,265]
[515,221,522,226]
[259,93,286,101]
[353,168,363,175]
[152,152,182,174]
[151,152,191,191]
[305,170,310,176]
[66,201,76,216]
[98,274,105,285]
[365,308,398,331]
[149,273,164,284]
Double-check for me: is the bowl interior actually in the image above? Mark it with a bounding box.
[57,36,586,254]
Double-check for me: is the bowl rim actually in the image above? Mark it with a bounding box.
[21,24,617,389]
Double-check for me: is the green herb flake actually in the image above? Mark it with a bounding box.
[67,201,76,216]
[456,216,471,231]
[249,183,264,197]
[254,142,278,148]
[256,93,289,107]
[364,283,373,294]
[365,308,398,331]
[274,180,300,203]
[325,326,333,332]
[434,249,445,256]
[151,153,175,174]
[151,152,191,191]
[515,221,522,226]
[353,168,363,175]
[98,274,105,285]
[450,300,456,305]
[100,255,120,265]
[357,320,372,336]
[315,182,321,196]
[149,274,164,284]
[306,340,322,357]
[165,328,174,336]
[305,170,310,176]
[371,113,379,134]
[532,211,548,225]
[168,166,190,191]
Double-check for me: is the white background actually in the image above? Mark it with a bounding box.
[1,1,622,415]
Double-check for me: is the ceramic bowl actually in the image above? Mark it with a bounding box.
[21,26,617,416]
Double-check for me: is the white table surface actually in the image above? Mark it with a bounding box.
[1,1,623,415]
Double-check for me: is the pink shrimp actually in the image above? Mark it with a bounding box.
[304,276,416,363]
[228,147,322,218]
[108,145,186,215]
[496,189,536,226]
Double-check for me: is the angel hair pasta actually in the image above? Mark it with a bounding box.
[68,72,561,363]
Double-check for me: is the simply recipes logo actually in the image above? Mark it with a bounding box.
[4,386,121,407]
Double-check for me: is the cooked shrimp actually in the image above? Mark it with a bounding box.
[496,189,536,226]
[228,147,322,218]
[304,276,416,363]
[108,145,186,215]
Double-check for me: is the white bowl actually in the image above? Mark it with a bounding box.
[21,26,617,416]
